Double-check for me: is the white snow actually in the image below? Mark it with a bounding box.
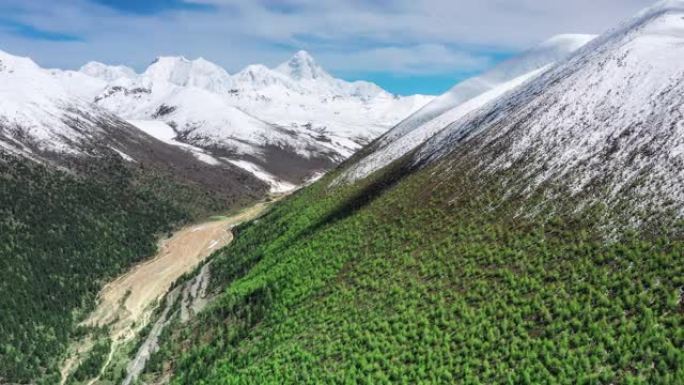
[143,56,232,94]
[83,51,433,182]
[335,34,595,184]
[412,1,684,218]
[1,46,430,188]
[126,119,177,142]
[49,69,108,100]
[126,119,296,190]
[276,50,332,81]
[111,147,136,162]
[0,49,116,154]
[226,159,297,194]
[126,119,222,165]
[80,61,136,82]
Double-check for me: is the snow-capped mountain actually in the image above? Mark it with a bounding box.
[0,49,119,156]
[276,50,331,81]
[409,0,684,222]
[0,48,268,197]
[335,34,596,184]
[80,51,432,186]
[80,61,136,82]
[49,68,108,100]
[143,56,233,94]
[273,50,386,100]
[231,64,299,93]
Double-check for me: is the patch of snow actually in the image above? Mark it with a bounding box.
[126,119,223,165]
[126,119,177,141]
[226,159,297,193]
[111,147,135,162]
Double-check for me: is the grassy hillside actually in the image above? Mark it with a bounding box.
[146,159,683,384]
[0,152,254,384]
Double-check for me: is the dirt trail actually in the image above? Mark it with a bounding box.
[59,201,271,384]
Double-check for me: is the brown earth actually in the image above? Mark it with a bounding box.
[59,201,272,384]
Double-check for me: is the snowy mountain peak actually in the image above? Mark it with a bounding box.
[80,61,136,82]
[236,64,283,80]
[232,64,296,90]
[143,55,232,92]
[276,50,332,81]
[292,50,315,62]
[0,50,41,73]
[239,64,273,77]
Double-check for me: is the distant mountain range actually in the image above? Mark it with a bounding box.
[34,50,431,192]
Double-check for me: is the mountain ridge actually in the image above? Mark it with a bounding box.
[139,4,684,385]
[335,33,596,184]
[76,50,433,188]
[409,0,684,225]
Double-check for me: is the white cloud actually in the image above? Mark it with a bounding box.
[0,0,657,77]
[325,44,492,74]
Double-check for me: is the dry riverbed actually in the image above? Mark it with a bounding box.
[60,201,272,385]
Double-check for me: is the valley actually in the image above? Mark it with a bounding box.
[1,1,683,384]
[59,201,274,385]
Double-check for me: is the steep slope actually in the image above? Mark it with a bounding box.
[337,34,596,183]
[0,152,187,384]
[413,1,684,224]
[141,3,684,385]
[0,49,102,156]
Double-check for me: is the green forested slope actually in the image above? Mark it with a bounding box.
[148,161,684,385]
[0,153,244,384]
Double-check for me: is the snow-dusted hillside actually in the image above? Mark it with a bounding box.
[413,0,684,221]
[0,49,123,156]
[76,51,432,184]
[0,49,269,196]
[335,34,595,184]
[0,46,429,192]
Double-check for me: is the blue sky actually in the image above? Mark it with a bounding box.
[90,0,215,14]
[0,18,82,41]
[0,0,655,95]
